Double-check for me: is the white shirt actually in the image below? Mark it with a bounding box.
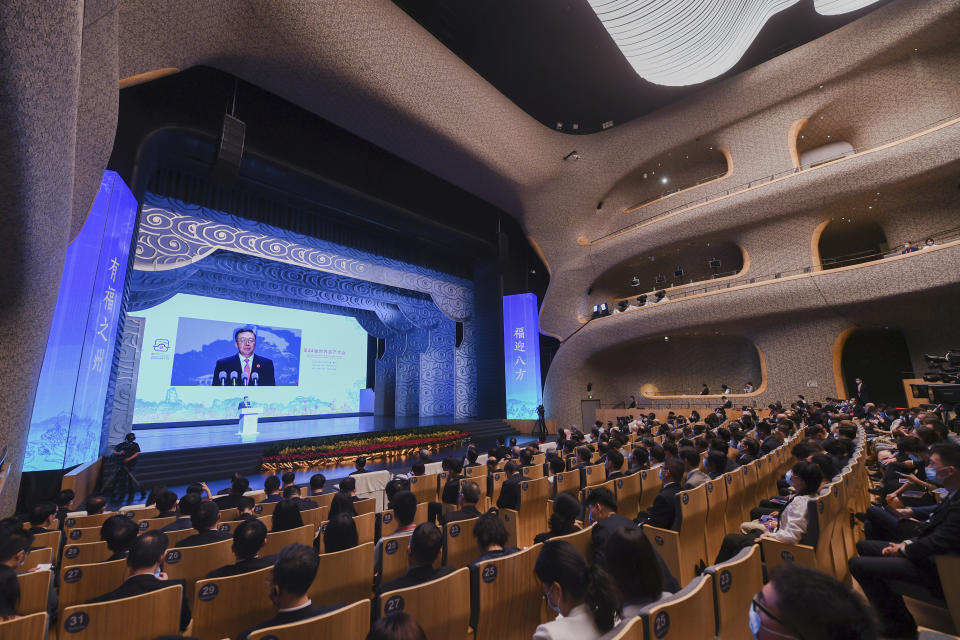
[764,494,814,544]
[533,604,604,640]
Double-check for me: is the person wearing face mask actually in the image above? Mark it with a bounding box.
[750,563,877,640]
[714,461,823,563]
[237,543,344,640]
[850,443,960,640]
[634,458,684,529]
[532,541,620,640]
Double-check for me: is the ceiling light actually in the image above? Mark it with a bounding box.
[661,177,668,184]
[814,0,881,15]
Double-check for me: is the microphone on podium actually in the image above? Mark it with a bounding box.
[252,372,259,386]
[230,371,238,386]
[219,371,226,386]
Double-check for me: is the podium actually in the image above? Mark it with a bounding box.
[238,407,262,441]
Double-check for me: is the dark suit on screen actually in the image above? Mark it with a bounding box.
[213,353,276,386]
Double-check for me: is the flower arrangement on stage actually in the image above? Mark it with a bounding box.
[259,427,471,471]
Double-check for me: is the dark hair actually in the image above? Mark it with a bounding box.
[604,527,664,605]
[55,489,75,508]
[649,444,666,463]
[629,447,649,469]
[272,500,305,532]
[810,453,838,481]
[896,436,926,454]
[473,512,509,550]
[392,490,418,526]
[128,531,168,570]
[309,474,326,491]
[709,438,729,455]
[386,478,411,505]
[0,526,34,565]
[366,612,427,640]
[156,491,178,513]
[466,446,479,463]
[234,519,268,558]
[281,471,296,485]
[461,481,481,505]
[504,460,520,476]
[231,477,250,494]
[549,493,581,536]
[323,513,359,553]
[705,451,727,476]
[931,443,960,470]
[237,496,255,512]
[339,476,357,493]
[606,449,624,470]
[85,495,106,515]
[234,327,256,342]
[329,493,357,518]
[29,502,56,526]
[355,456,367,469]
[282,486,300,499]
[273,543,318,596]
[534,541,620,631]
[264,476,281,493]
[791,442,817,460]
[176,492,201,518]
[677,447,699,469]
[411,461,426,476]
[790,461,823,495]
[585,487,617,512]
[577,445,592,463]
[549,458,566,474]
[741,437,760,456]
[768,563,877,640]
[191,501,221,530]
[409,522,443,565]
[100,515,138,552]
[0,565,20,618]
[186,483,203,496]
[662,458,685,484]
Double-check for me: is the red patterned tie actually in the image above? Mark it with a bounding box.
[243,358,251,384]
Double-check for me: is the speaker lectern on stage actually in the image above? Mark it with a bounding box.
[238,407,262,441]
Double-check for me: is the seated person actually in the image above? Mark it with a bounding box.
[603,528,669,617]
[532,541,619,639]
[281,471,298,492]
[626,448,649,475]
[88,531,191,631]
[308,473,327,496]
[213,477,251,510]
[384,477,411,510]
[704,451,728,480]
[367,611,427,640]
[338,476,359,501]
[736,437,760,466]
[470,511,518,566]
[495,461,523,511]
[237,543,343,640]
[174,501,232,547]
[635,459,685,530]
[679,447,708,489]
[376,523,454,595]
[464,446,481,468]
[409,461,426,478]
[271,499,304,532]
[154,490,178,518]
[605,450,625,480]
[160,493,201,532]
[442,481,483,524]
[0,527,34,571]
[534,493,581,544]
[85,495,107,516]
[206,519,275,578]
[236,496,257,521]
[0,565,20,620]
[284,485,318,511]
[329,492,357,518]
[546,457,567,491]
[27,503,58,534]
[319,513,358,553]
[260,476,283,503]
[100,515,138,562]
[350,456,371,475]
[388,491,419,535]
[54,489,75,530]
[714,461,823,563]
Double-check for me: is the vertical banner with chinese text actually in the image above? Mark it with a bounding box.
[25,171,138,471]
[502,293,543,420]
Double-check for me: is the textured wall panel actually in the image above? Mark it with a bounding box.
[107,315,144,445]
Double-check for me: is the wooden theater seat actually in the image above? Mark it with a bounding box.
[58,584,182,640]
[547,524,594,560]
[380,502,429,538]
[470,543,542,640]
[637,469,661,512]
[376,532,413,586]
[378,567,470,640]
[252,501,278,516]
[522,465,545,480]
[300,506,328,530]
[191,566,275,640]
[552,471,581,498]
[634,574,715,640]
[488,471,507,502]
[582,463,607,488]
[64,513,113,530]
[503,476,550,548]
[58,559,127,618]
[16,569,52,615]
[738,461,760,523]
[723,469,745,535]
[163,539,234,601]
[20,546,52,572]
[614,473,643,519]
[247,599,370,640]
[163,527,201,547]
[62,540,111,567]
[354,497,377,516]
[64,525,102,544]
[261,524,315,557]
[704,544,763,640]
[121,506,159,522]
[29,530,61,553]
[137,516,176,533]
[936,555,960,634]
[443,517,479,568]
[0,612,46,640]
[309,542,374,607]
[760,490,834,577]
[643,483,708,586]
[605,615,643,639]
[703,478,729,562]
[408,473,438,503]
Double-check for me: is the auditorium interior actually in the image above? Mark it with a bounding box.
[2,1,960,639]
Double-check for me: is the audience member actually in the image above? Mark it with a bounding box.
[496,461,523,510]
[339,476,359,500]
[85,495,107,516]
[604,449,624,480]
[175,501,231,547]
[329,492,357,518]
[236,496,257,520]
[678,448,708,489]
[309,473,327,496]
[260,476,283,503]
[603,528,668,617]
[271,499,305,532]
[27,503,57,533]
[213,477,251,509]
[321,513,359,553]
[470,511,518,565]
[100,515,139,562]
[155,490,178,518]
[206,519,274,578]
[635,458,684,529]
[160,493,201,532]
[377,523,453,595]
[366,612,426,640]
[54,489,75,529]
[534,493,581,544]
[442,481,482,524]
[351,456,370,475]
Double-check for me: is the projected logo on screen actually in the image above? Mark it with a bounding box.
[170,317,301,386]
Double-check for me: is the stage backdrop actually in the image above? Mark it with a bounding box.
[131,293,368,424]
[503,293,543,420]
[25,171,138,472]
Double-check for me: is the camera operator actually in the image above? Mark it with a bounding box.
[109,433,145,501]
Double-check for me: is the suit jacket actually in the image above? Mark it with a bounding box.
[295,497,318,510]
[723,457,738,473]
[606,471,624,481]
[640,483,680,530]
[260,494,283,503]
[88,574,191,631]
[441,476,462,505]
[496,475,523,510]
[213,353,276,386]
[159,517,195,532]
[156,510,177,518]
[469,547,519,567]
[905,490,960,571]
[206,555,277,579]
[683,469,709,490]
[590,514,681,593]
[237,603,342,640]
[442,505,481,525]
[377,564,455,596]
[175,529,233,548]
[760,436,780,455]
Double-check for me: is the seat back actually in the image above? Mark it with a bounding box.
[137,516,177,533]
[409,474,438,503]
[0,612,45,638]
[723,471,745,535]
[16,569,51,615]
[464,465,486,478]
[252,500,279,516]
[380,502,429,538]
[64,525,101,544]
[489,471,507,501]
[59,583,182,640]
[605,615,643,639]
[637,574,715,640]
[21,547,52,572]
[192,566,275,640]
[62,540,111,567]
[122,507,159,522]
[738,463,758,523]
[164,527,199,547]
[614,473,643,519]
[443,517,479,568]
[547,525,594,560]
[704,545,763,640]
[522,465,544,480]
[553,471,580,498]
[379,567,470,640]
[59,560,127,616]
[377,533,413,586]
[309,542,374,607]
[935,555,960,634]
[262,524,315,557]
[471,543,542,640]
[354,497,377,516]
[30,530,61,552]
[64,513,113,530]
[515,477,550,547]
[703,479,729,562]
[163,539,234,601]
[300,506,328,530]
[583,463,607,487]
[637,469,661,512]
[248,598,371,640]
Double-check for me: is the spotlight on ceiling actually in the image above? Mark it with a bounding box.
[661,177,668,184]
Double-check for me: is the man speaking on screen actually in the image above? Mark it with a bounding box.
[213,327,276,386]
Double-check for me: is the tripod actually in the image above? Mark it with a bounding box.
[534,405,548,440]
[102,458,144,499]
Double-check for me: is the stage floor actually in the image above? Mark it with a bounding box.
[133,414,467,453]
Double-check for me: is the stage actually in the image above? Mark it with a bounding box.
[132,414,472,453]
